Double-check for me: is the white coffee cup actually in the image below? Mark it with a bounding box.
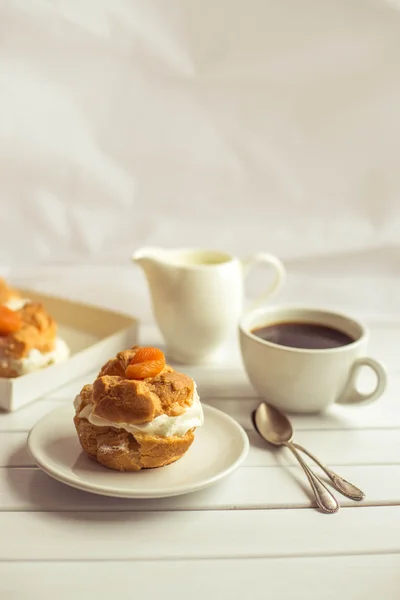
[239,305,387,413]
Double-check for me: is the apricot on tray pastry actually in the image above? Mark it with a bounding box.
[73,346,204,471]
[0,279,70,378]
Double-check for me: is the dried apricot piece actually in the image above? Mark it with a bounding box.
[0,306,22,335]
[125,347,166,380]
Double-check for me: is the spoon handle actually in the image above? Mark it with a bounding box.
[293,443,366,501]
[285,442,339,514]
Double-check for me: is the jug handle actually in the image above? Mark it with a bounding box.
[241,253,286,310]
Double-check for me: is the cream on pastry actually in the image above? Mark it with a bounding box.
[74,384,202,437]
[0,280,70,378]
[4,297,30,311]
[73,346,204,471]
[5,338,70,376]
[0,278,23,308]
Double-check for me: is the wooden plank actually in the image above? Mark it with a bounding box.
[0,398,68,432]
[246,429,400,466]
[3,428,399,468]
[0,433,31,467]
[2,465,400,511]
[42,370,99,399]
[0,507,399,560]
[2,372,400,435]
[208,378,400,429]
[0,555,398,600]
[367,323,400,372]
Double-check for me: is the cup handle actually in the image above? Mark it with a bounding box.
[336,357,387,405]
[242,253,286,309]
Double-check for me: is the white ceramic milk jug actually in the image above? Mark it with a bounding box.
[132,247,285,363]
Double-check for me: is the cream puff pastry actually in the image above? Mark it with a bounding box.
[0,279,70,377]
[73,346,204,471]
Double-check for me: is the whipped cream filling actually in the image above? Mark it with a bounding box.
[75,384,204,438]
[4,297,30,311]
[7,338,70,375]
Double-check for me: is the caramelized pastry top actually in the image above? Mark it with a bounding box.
[0,302,57,359]
[75,346,195,425]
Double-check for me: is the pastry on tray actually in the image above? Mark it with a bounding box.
[0,278,70,378]
[73,346,204,471]
[0,277,24,310]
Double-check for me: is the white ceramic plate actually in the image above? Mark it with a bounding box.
[28,403,249,498]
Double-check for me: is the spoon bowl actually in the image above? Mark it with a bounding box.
[254,401,339,513]
[254,402,293,445]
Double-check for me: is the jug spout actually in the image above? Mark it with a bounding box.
[131,246,165,265]
[131,246,171,280]
[132,247,174,320]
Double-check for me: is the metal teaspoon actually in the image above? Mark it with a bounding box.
[254,402,339,514]
[292,442,365,501]
[254,402,366,507]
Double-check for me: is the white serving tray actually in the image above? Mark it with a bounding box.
[0,290,138,412]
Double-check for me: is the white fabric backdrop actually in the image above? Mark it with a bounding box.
[1,0,400,318]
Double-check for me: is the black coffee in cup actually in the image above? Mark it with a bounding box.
[251,322,355,350]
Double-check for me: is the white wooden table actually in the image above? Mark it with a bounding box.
[1,319,399,599]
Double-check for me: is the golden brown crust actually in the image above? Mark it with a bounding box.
[149,371,194,416]
[0,364,19,378]
[98,347,139,378]
[0,302,57,361]
[79,347,196,425]
[74,346,199,471]
[78,384,94,409]
[74,415,195,471]
[92,376,162,423]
